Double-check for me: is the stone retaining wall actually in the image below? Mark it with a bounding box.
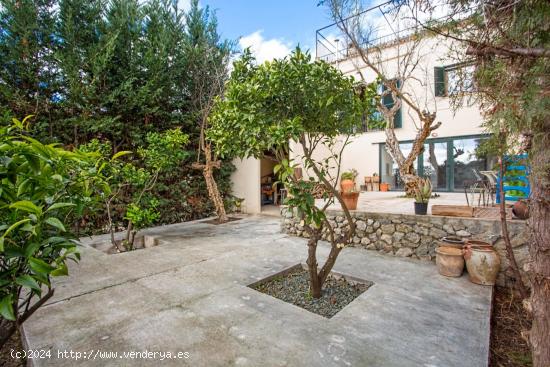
[281,207,530,288]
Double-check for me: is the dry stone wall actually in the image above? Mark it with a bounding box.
[281,207,530,288]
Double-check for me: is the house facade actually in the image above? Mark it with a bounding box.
[230,19,493,214]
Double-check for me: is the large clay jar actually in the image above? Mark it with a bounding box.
[512,200,529,220]
[463,245,501,285]
[439,236,465,250]
[466,239,493,250]
[435,246,464,277]
[340,179,355,193]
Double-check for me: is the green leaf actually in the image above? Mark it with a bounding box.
[29,257,56,274]
[15,275,41,292]
[17,178,31,197]
[9,200,42,215]
[0,295,15,321]
[51,174,63,182]
[44,217,66,232]
[24,242,41,258]
[1,218,31,239]
[111,151,132,160]
[45,202,76,213]
[51,264,68,277]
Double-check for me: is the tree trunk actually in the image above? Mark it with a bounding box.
[203,145,228,223]
[0,320,16,348]
[306,235,322,298]
[498,156,528,299]
[528,134,550,367]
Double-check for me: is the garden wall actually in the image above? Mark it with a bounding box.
[281,207,530,288]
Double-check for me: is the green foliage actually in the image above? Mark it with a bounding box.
[138,129,190,172]
[0,0,235,225]
[124,200,160,234]
[93,128,190,250]
[210,48,377,228]
[0,117,104,323]
[210,48,375,160]
[341,169,358,182]
[414,177,432,204]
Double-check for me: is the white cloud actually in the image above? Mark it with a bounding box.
[238,30,292,63]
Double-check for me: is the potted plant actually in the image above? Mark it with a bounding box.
[340,169,360,210]
[413,177,432,215]
[236,198,244,213]
[341,190,360,210]
[340,169,358,193]
[372,172,380,183]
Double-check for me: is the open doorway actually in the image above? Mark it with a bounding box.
[260,156,279,216]
[260,151,290,216]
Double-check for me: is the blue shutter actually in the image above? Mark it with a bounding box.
[434,66,446,96]
[381,80,402,128]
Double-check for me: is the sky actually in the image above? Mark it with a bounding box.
[179,0,336,63]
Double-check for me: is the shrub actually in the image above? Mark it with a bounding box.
[0,117,105,346]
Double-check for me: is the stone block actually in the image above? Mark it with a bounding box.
[380,224,395,235]
[395,247,413,257]
[405,232,421,244]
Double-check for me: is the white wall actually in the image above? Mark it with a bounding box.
[290,34,486,186]
[230,157,261,214]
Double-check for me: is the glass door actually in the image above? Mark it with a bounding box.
[452,137,493,190]
[422,142,448,190]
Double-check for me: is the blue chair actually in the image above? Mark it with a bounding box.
[496,154,530,203]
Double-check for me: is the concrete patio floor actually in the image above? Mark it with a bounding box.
[320,191,476,215]
[23,215,491,367]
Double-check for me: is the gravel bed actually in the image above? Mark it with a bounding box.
[251,267,372,318]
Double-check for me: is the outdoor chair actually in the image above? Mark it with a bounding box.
[464,169,491,207]
[479,170,497,205]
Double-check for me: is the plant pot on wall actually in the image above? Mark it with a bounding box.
[341,191,359,211]
[414,202,428,215]
[340,179,355,193]
[380,182,389,191]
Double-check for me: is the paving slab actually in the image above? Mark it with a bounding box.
[22,215,492,367]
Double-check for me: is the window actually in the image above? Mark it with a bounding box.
[434,64,475,97]
[379,135,494,191]
[361,79,402,132]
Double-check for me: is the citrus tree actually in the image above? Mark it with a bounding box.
[209,49,377,297]
[0,117,105,346]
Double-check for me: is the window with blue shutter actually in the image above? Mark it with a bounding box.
[381,80,402,128]
[434,66,446,97]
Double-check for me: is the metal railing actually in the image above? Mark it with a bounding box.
[316,1,475,64]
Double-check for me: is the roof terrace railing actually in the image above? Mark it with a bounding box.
[316,1,475,64]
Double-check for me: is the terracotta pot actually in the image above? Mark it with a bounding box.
[512,200,529,219]
[341,191,359,210]
[435,246,465,277]
[439,236,465,250]
[463,245,501,285]
[340,179,355,193]
[380,183,390,192]
[465,239,493,250]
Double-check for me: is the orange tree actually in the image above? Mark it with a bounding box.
[209,49,377,297]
